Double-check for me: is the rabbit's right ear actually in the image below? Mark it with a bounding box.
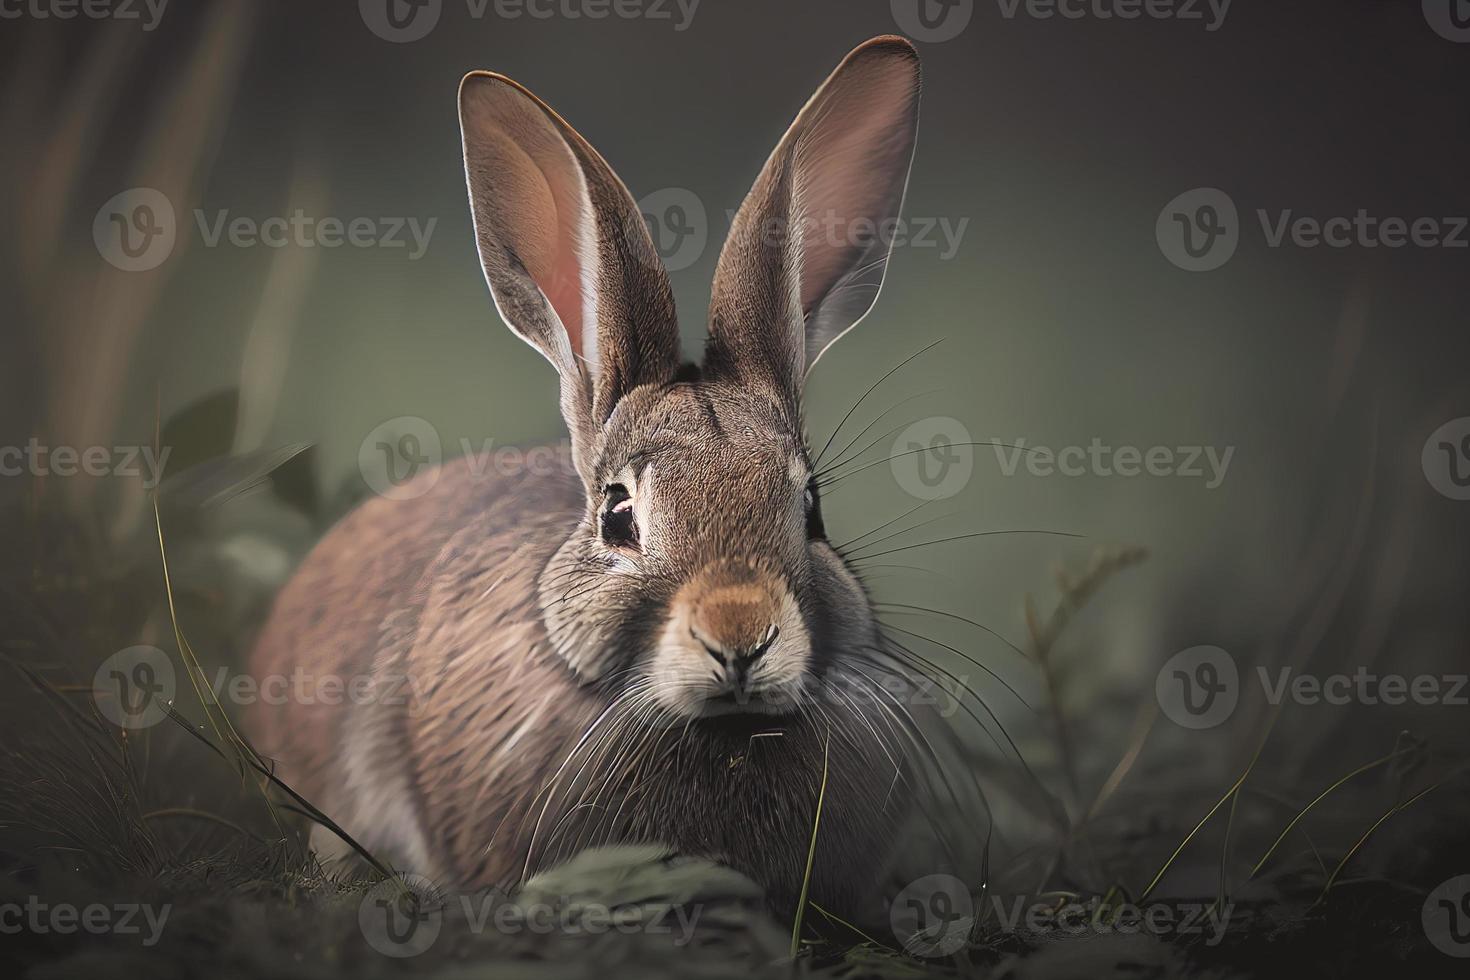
[459,72,681,479]
[704,37,921,414]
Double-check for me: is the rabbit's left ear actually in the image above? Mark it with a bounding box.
[704,36,921,407]
[459,71,682,474]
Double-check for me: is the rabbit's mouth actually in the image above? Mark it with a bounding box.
[659,671,812,720]
[696,684,806,718]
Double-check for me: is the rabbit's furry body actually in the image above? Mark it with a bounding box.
[249,36,926,917]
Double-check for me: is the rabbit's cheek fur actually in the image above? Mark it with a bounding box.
[537,535,667,682]
[806,540,882,670]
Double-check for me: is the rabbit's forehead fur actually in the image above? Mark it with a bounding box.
[596,381,807,575]
[601,381,803,521]
[598,381,802,474]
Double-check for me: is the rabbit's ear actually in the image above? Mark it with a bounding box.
[705,36,921,408]
[459,72,681,468]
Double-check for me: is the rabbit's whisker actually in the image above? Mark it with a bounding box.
[833,509,952,558]
[874,630,1050,811]
[517,683,653,879]
[815,440,1053,490]
[814,386,942,475]
[844,527,1085,563]
[810,339,944,467]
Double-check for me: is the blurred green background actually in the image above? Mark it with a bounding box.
[2,0,1468,866]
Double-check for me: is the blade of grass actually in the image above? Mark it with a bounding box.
[973,825,993,930]
[1086,702,1158,823]
[791,731,831,959]
[1311,781,1441,910]
[154,498,292,834]
[143,807,263,842]
[810,901,888,950]
[158,704,395,878]
[153,498,238,760]
[1206,787,1243,920]
[1139,739,1265,903]
[1249,742,1419,879]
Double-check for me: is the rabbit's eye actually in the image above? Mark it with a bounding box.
[804,480,825,541]
[600,484,639,551]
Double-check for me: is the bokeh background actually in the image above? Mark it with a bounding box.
[2,0,1469,973]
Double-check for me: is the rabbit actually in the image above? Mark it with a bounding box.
[248,35,928,919]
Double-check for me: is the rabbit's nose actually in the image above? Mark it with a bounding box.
[691,623,780,679]
[689,582,780,661]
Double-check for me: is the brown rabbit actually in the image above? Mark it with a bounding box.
[248,36,926,917]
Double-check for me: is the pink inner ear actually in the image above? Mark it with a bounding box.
[515,148,587,361]
[794,56,918,316]
[543,194,585,359]
[472,82,591,362]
